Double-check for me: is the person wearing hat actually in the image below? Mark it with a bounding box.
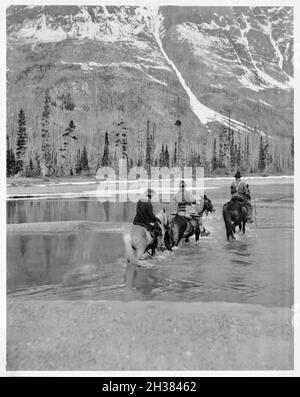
[174,180,210,236]
[133,188,162,240]
[231,171,253,223]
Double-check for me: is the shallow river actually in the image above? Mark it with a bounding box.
[7,178,294,307]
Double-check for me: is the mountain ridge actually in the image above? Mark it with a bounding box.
[6,5,294,175]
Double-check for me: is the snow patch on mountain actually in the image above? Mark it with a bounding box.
[10,5,151,50]
[260,99,271,107]
[177,17,293,92]
[147,75,167,86]
[148,8,250,132]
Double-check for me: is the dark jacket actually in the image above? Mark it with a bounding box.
[133,199,161,231]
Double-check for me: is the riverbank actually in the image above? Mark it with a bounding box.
[7,300,293,371]
[6,175,294,199]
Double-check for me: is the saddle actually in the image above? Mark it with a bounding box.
[184,218,198,235]
[241,206,248,217]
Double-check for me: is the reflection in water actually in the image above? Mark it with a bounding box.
[80,200,88,218]
[7,231,125,292]
[19,235,28,257]
[43,235,51,277]
[122,202,128,222]
[7,199,135,224]
[103,201,110,222]
[17,201,26,224]
[7,200,17,223]
[6,182,294,307]
[124,263,155,295]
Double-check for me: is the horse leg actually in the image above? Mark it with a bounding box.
[174,236,181,246]
[242,219,246,234]
[151,238,158,256]
[136,249,144,260]
[172,224,182,247]
[230,223,236,239]
[123,231,136,264]
[195,226,200,242]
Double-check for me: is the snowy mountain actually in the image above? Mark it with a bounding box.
[6,5,294,174]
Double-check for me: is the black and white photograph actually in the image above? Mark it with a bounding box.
[2,0,298,375]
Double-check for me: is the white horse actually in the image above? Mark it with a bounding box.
[122,209,170,264]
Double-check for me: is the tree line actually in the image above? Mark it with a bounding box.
[6,90,294,178]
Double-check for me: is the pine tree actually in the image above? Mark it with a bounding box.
[159,144,165,167]
[75,148,82,174]
[218,126,226,169]
[173,141,177,166]
[230,131,236,170]
[6,138,16,177]
[175,119,185,170]
[236,142,241,169]
[197,152,201,167]
[151,123,156,164]
[258,136,265,171]
[211,137,218,171]
[164,144,170,167]
[15,108,28,173]
[224,127,231,173]
[145,120,152,175]
[263,133,272,171]
[40,89,52,177]
[80,145,89,172]
[61,120,77,175]
[7,142,13,177]
[25,157,34,177]
[101,132,112,167]
[34,153,41,176]
[10,149,16,176]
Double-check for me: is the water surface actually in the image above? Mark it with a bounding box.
[7,179,294,307]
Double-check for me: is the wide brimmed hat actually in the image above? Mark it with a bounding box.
[234,171,241,178]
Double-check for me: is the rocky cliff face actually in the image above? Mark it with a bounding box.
[6,5,294,174]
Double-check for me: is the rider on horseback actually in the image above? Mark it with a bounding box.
[174,180,210,237]
[133,188,163,242]
[230,171,253,223]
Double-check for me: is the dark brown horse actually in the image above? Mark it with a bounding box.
[223,197,247,240]
[165,195,214,248]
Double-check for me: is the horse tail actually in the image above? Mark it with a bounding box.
[122,229,136,264]
[223,203,233,240]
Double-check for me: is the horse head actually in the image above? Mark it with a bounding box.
[203,195,215,214]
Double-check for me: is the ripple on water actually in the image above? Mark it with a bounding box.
[7,181,294,307]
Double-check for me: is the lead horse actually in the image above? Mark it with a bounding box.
[223,197,247,240]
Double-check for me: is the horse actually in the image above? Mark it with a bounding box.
[167,195,215,248]
[122,209,170,264]
[222,197,247,240]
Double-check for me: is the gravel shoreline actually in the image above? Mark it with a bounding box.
[7,300,293,371]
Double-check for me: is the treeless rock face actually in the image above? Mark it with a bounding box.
[7,300,293,371]
[6,6,294,175]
